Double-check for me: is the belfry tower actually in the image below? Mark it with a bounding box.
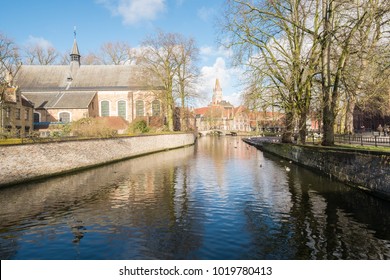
[70,27,81,70]
[212,78,223,105]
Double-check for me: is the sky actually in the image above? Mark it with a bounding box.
[1,0,244,106]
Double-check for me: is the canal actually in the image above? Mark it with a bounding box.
[0,136,389,260]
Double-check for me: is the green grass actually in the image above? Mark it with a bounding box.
[0,138,23,145]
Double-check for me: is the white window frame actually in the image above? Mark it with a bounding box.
[58,111,72,123]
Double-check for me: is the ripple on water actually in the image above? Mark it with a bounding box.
[1,137,390,259]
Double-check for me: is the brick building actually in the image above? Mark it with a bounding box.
[12,37,162,133]
[194,79,284,133]
[0,85,34,137]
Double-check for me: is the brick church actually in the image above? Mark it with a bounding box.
[12,36,162,134]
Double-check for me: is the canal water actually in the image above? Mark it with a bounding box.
[1,136,390,260]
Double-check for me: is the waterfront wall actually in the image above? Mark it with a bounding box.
[0,133,196,187]
[259,142,390,200]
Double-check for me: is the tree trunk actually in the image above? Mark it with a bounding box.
[180,95,186,131]
[344,94,356,134]
[298,111,307,145]
[321,101,335,146]
[281,111,294,143]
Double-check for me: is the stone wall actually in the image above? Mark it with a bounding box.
[260,142,390,201]
[0,133,196,187]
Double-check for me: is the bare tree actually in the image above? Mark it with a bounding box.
[81,52,101,65]
[173,35,200,131]
[138,31,201,131]
[221,0,390,145]
[138,31,179,131]
[0,33,21,133]
[0,33,21,84]
[318,0,390,145]
[340,0,390,134]
[221,0,321,143]
[97,41,136,65]
[24,44,59,65]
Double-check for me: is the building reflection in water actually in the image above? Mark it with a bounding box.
[0,136,389,259]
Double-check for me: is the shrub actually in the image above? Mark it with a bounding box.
[127,119,150,134]
[70,118,117,138]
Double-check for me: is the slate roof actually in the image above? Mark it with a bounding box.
[13,64,152,91]
[23,91,96,109]
[21,95,34,108]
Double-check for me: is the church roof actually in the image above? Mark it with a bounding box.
[14,64,151,91]
[23,91,96,109]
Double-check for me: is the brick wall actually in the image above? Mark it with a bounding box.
[260,142,390,201]
[0,133,196,187]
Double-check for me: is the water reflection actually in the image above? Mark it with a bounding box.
[0,136,389,259]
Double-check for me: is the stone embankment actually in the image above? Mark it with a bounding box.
[0,133,196,187]
[244,137,390,201]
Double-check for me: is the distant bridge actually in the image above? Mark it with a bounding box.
[198,130,237,136]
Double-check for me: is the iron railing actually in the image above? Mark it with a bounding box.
[334,134,390,147]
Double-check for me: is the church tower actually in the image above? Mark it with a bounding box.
[212,78,223,105]
[70,28,81,70]
[70,38,81,66]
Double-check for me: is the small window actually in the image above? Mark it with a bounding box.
[101,101,110,116]
[152,100,161,116]
[5,107,11,118]
[25,109,29,120]
[59,112,71,123]
[136,100,144,117]
[15,108,21,120]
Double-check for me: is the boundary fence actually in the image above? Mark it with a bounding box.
[334,134,390,147]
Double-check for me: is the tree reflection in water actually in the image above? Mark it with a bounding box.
[0,137,389,259]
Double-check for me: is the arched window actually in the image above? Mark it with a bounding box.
[152,100,161,116]
[101,101,110,116]
[136,100,144,117]
[59,112,71,123]
[33,112,40,123]
[118,100,127,119]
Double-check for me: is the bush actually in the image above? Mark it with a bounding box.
[127,119,150,134]
[70,118,117,138]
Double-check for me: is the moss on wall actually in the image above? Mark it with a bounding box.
[260,142,390,201]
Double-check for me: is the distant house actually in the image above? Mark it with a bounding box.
[12,37,162,134]
[194,79,284,133]
[0,85,34,137]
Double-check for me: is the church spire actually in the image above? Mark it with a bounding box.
[70,26,80,66]
[215,78,222,92]
[212,78,223,104]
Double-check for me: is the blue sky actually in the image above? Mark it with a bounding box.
[1,0,243,106]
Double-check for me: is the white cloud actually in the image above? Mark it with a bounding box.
[197,6,215,22]
[97,0,166,25]
[25,36,54,49]
[200,45,233,61]
[199,46,213,56]
[197,57,244,106]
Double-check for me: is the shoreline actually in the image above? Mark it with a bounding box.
[0,133,196,188]
[244,137,390,201]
